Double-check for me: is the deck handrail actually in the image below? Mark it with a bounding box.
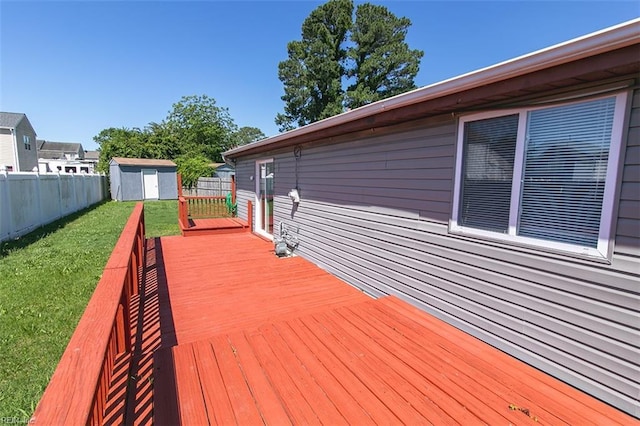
[31,203,145,425]
[178,195,236,229]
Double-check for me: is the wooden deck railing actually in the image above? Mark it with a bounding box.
[178,195,236,228]
[177,173,239,230]
[32,203,145,425]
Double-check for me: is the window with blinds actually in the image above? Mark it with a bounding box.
[460,115,518,233]
[451,93,627,259]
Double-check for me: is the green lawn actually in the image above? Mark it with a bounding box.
[0,199,179,418]
[142,199,180,237]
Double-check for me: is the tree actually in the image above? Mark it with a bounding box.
[174,154,214,188]
[276,0,423,130]
[233,126,266,146]
[94,94,251,183]
[275,0,353,131]
[164,95,238,162]
[94,127,148,173]
[346,3,423,108]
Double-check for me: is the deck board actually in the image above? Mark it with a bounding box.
[156,233,370,345]
[122,232,635,425]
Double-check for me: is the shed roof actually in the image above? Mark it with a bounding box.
[224,18,640,159]
[110,157,176,167]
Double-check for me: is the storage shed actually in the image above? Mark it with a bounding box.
[109,157,178,201]
[224,20,640,417]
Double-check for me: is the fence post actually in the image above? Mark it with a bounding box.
[0,170,9,241]
[35,169,43,228]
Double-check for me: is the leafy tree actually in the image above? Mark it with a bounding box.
[275,0,353,131]
[164,95,237,162]
[94,127,147,173]
[94,94,256,185]
[143,121,176,159]
[347,3,423,108]
[174,154,214,188]
[233,126,266,146]
[276,0,423,130]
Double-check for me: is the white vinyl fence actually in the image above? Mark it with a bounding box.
[0,171,108,242]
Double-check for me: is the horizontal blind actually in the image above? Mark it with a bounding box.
[460,114,518,233]
[519,97,616,247]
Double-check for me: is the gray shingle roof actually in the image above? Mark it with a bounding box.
[0,112,26,128]
[36,140,84,153]
[84,150,100,160]
[36,140,84,160]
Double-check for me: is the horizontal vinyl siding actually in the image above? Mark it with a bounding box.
[15,119,37,172]
[616,89,640,257]
[257,114,640,416]
[235,158,256,226]
[0,134,15,169]
[276,123,456,224]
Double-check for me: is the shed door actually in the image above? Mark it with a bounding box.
[142,169,159,199]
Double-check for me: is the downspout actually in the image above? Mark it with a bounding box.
[10,128,19,171]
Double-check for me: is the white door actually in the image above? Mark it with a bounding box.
[255,159,274,238]
[142,169,159,199]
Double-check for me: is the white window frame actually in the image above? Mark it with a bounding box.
[450,91,628,260]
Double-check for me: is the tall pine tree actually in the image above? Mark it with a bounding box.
[276,0,423,131]
[275,0,352,131]
[346,3,423,108]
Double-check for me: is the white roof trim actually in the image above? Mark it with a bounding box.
[224,18,640,158]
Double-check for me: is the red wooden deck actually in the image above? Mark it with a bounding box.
[125,233,634,425]
[180,217,249,237]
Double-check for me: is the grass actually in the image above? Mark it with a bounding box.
[0,199,179,418]
[142,199,180,237]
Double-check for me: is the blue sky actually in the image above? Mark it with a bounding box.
[1,1,638,151]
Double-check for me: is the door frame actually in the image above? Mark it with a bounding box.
[254,159,274,240]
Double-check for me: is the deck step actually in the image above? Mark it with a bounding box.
[180,218,250,237]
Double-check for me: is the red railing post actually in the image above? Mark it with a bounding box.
[178,197,189,229]
[177,173,183,198]
[247,200,253,232]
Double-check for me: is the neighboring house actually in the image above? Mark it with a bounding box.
[213,163,235,180]
[84,150,99,165]
[109,157,178,201]
[37,140,84,160]
[0,112,38,172]
[224,20,640,416]
[36,140,97,173]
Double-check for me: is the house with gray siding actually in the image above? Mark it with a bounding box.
[109,157,178,201]
[0,112,38,172]
[224,20,640,417]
